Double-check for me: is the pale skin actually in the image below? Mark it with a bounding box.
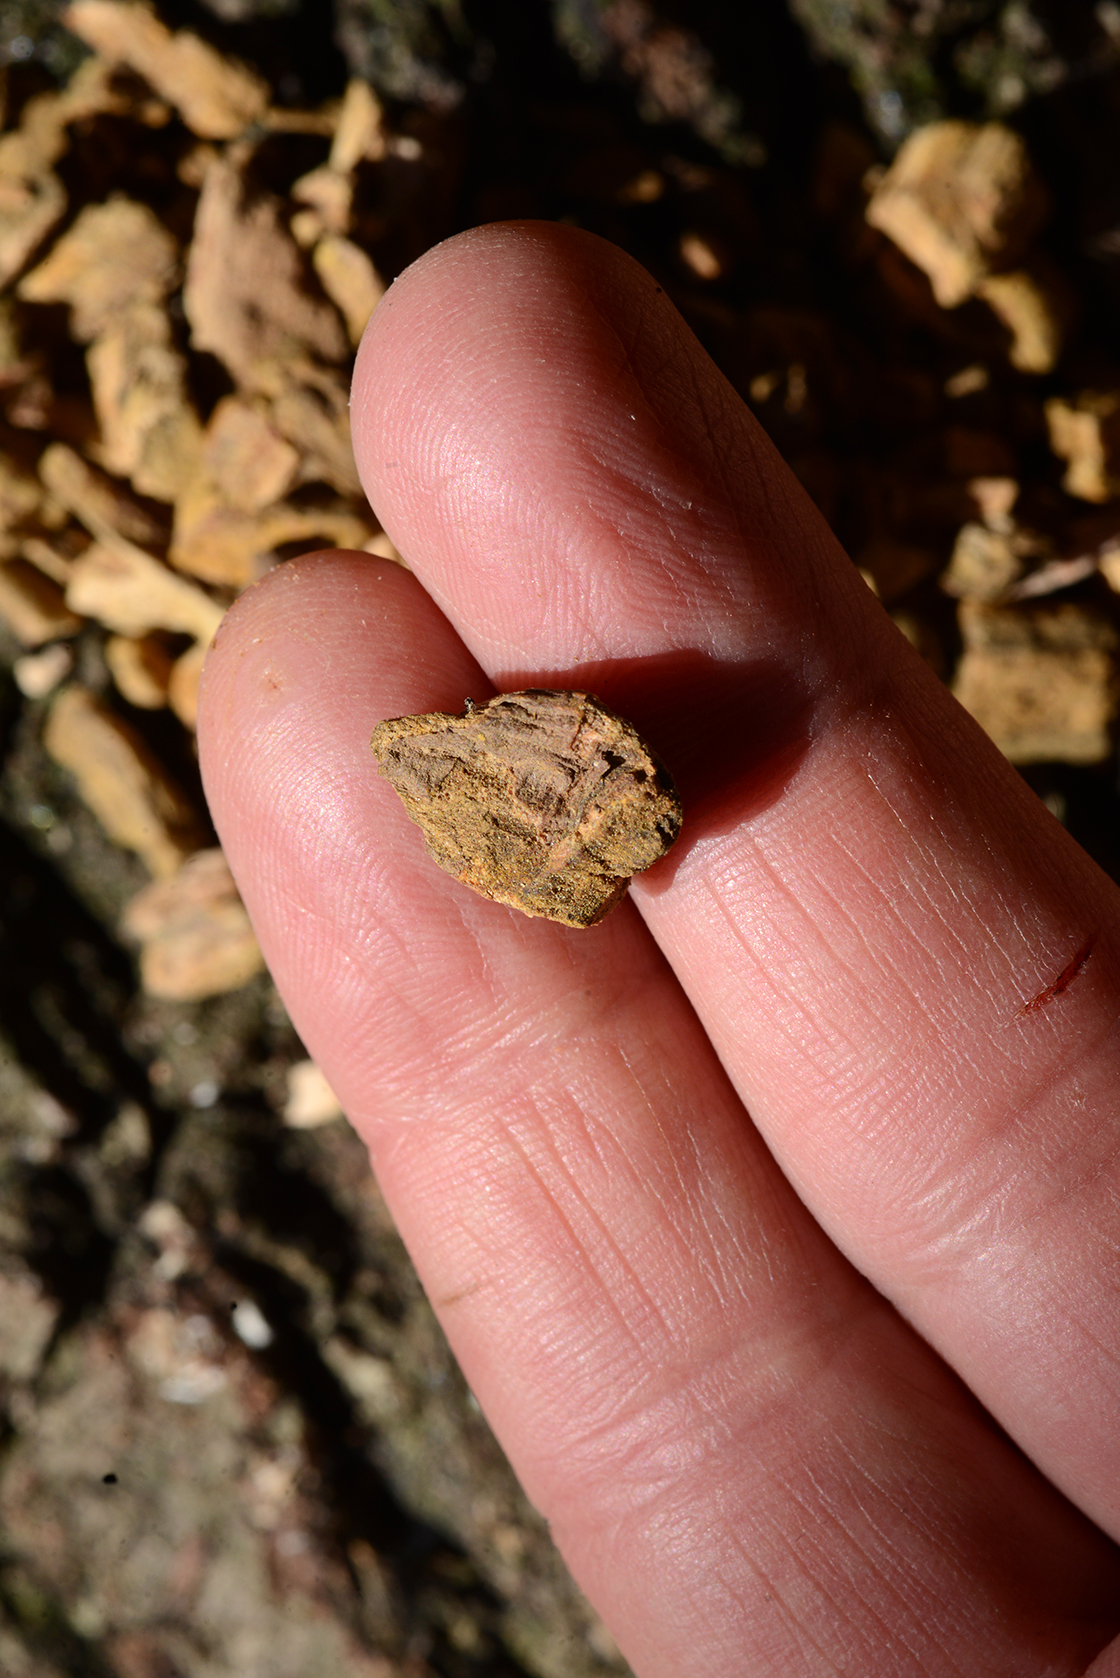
[197,223,1120,1675]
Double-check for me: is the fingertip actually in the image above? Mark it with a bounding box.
[348,221,735,584]
[197,549,472,892]
[198,550,383,811]
[352,221,646,426]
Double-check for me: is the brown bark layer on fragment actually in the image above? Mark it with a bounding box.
[372,690,683,928]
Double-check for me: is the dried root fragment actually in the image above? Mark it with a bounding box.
[63,0,269,140]
[952,600,1119,764]
[311,234,385,346]
[865,121,1049,309]
[44,685,204,875]
[18,197,179,342]
[0,559,80,645]
[284,1060,343,1130]
[86,301,203,500]
[121,847,264,999]
[1046,392,1120,504]
[371,690,682,928]
[183,156,347,388]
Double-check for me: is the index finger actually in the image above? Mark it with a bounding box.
[200,227,1120,1674]
[353,221,1120,1541]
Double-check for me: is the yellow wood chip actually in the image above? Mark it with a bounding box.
[63,0,269,139]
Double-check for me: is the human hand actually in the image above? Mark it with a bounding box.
[197,223,1120,1676]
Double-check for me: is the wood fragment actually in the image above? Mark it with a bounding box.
[966,475,1018,530]
[312,234,385,346]
[329,80,387,171]
[1006,554,1098,602]
[0,559,81,646]
[52,53,154,130]
[974,261,1065,375]
[121,847,264,999]
[0,90,70,289]
[0,451,43,534]
[170,484,375,588]
[372,690,682,928]
[940,522,1044,602]
[12,642,73,699]
[953,599,1119,763]
[85,301,203,501]
[43,685,204,876]
[363,531,405,565]
[105,633,175,709]
[195,397,301,514]
[266,364,361,497]
[65,538,223,642]
[18,198,179,343]
[289,208,325,249]
[167,640,207,731]
[865,121,1050,308]
[283,1060,344,1129]
[1046,392,1120,504]
[0,165,65,292]
[183,156,347,389]
[38,442,169,549]
[291,164,353,235]
[63,0,269,140]
[0,93,70,179]
[20,535,85,587]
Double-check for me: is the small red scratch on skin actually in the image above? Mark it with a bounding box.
[1017,936,1096,1018]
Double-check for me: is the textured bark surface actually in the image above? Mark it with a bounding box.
[372,691,683,928]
